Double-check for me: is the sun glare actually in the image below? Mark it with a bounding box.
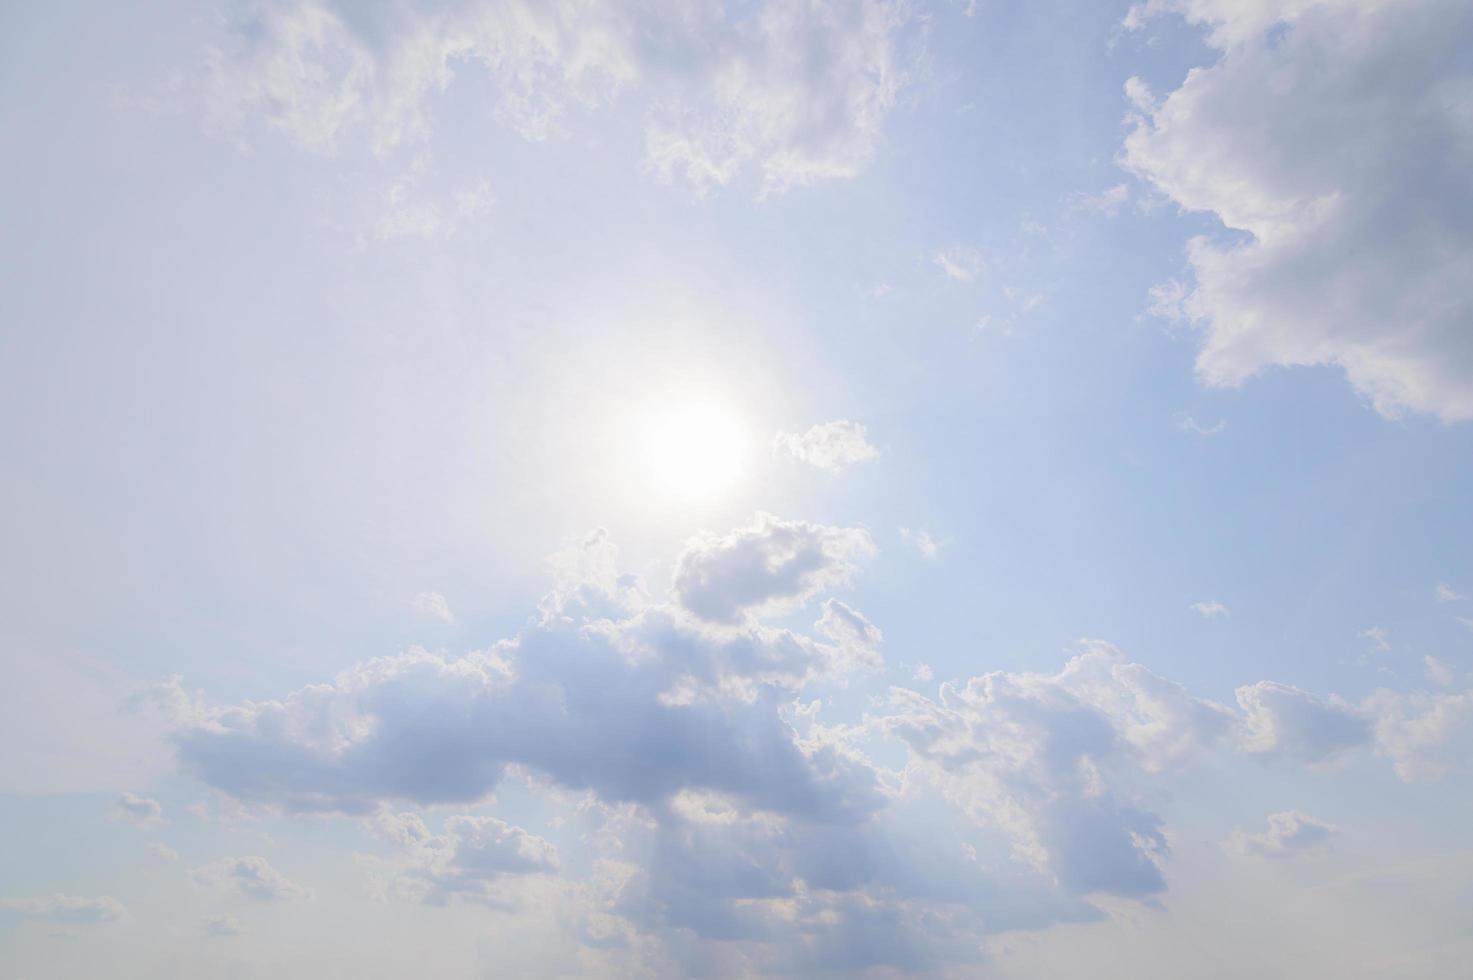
[643,401,748,499]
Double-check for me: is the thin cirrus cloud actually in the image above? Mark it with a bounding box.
[1124,0,1473,420]
[132,516,1473,972]
[201,0,911,196]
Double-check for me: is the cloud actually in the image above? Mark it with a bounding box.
[900,527,940,559]
[0,895,125,924]
[1360,626,1391,653]
[204,914,244,936]
[1235,681,1372,764]
[672,513,875,625]
[1436,583,1465,603]
[412,591,455,624]
[113,791,165,827]
[1363,686,1473,782]
[933,247,984,283]
[878,642,1237,899]
[148,842,180,862]
[1227,810,1337,859]
[1176,414,1226,437]
[1425,656,1456,689]
[203,0,909,195]
[190,856,312,901]
[1123,0,1473,420]
[364,811,559,906]
[1189,600,1228,619]
[774,420,880,471]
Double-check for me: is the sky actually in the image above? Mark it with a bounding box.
[2,0,1472,976]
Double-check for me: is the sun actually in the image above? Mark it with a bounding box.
[642,400,748,499]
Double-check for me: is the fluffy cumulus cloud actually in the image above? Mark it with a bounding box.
[189,856,313,901]
[880,642,1236,899]
[1227,810,1338,859]
[203,0,910,194]
[1124,0,1473,420]
[0,895,125,924]
[774,420,881,471]
[145,519,1473,971]
[672,513,876,624]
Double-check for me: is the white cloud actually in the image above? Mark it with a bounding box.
[364,812,559,906]
[412,591,455,624]
[204,913,244,936]
[113,791,165,828]
[1123,0,1473,420]
[148,842,180,863]
[205,0,909,196]
[1235,681,1372,764]
[900,527,940,559]
[190,856,312,901]
[933,247,984,283]
[1424,656,1456,689]
[1176,414,1226,437]
[1361,626,1391,653]
[1436,583,1465,603]
[1226,810,1337,859]
[1189,600,1228,619]
[0,895,125,924]
[1070,182,1130,216]
[1364,686,1473,782]
[672,513,875,625]
[774,420,880,471]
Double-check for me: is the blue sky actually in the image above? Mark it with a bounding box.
[3,0,1472,976]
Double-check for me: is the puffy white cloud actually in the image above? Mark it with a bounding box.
[672,513,875,624]
[1364,686,1473,782]
[190,856,313,901]
[1436,583,1465,603]
[773,420,880,471]
[204,0,909,195]
[0,895,125,923]
[878,642,1236,899]
[1235,680,1372,764]
[1227,810,1337,859]
[113,791,165,827]
[1124,0,1473,420]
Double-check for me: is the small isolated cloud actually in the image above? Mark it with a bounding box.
[1190,600,1228,619]
[774,420,880,471]
[911,664,933,683]
[1361,626,1391,653]
[1176,414,1226,437]
[1070,182,1130,216]
[413,591,455,624]
[147,842,179,863]
[933,247,983,283]
[674,513,876,625]
[1425,657,1456,689]
[0,895,125,924]
[900,527,940,559]
[113,792,165,828]
[204,914,244,937]
[1227,810,1337,859]
[1436,583,1465,603]
[190,856,311,901]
